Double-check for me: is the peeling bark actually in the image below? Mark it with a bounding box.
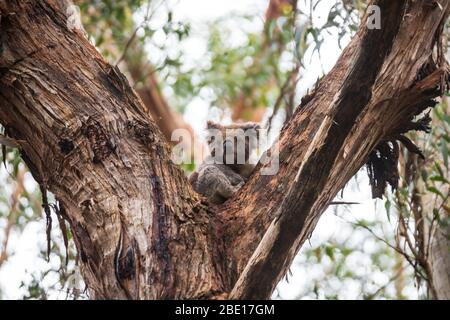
[402,138,450,299]
[0,0,225,299]
[222,0,450,299]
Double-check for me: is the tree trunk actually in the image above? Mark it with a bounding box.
[430,223,450,299]
[0,0,224,299]
[0,0,449,299]
[398,152,450,299]
[415,168,450,299]
[225,0,450,298]
[406,144,450,299]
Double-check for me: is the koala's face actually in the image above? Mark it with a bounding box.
[206,121,260,165]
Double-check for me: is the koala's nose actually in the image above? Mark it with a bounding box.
[223,140,234,153]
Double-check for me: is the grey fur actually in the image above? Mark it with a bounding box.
[190,122,260,204]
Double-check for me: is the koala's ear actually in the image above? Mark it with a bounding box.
[206,121,222,130]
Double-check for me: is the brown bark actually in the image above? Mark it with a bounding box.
[223,0,450,298]
[0,0,449,300]
[0,0,224,299]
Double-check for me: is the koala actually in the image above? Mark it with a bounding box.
[189,121,260,204]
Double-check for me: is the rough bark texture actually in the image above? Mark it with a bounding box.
[223,0,450,298]
[406,149,450,299]
[0,0,449,300]
[0,0,225,299]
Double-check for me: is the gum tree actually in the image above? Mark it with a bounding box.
[0,0,449,299]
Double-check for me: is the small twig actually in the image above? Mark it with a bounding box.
[0,134,25,148]
[329,201,360,205]
[352,221,421,275]
[266,65,300,134]
[115,0,153,66]
[398,214,420,259]
[115,27,140,66]
[40,185,53,262]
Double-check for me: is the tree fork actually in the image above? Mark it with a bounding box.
[0,0,449,300]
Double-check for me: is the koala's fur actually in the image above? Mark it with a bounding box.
[189,121,260,204]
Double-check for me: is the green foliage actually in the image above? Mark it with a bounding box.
[285,224,405,300]
[79,0,141,54]
[421,103,450,212]
[191,18,285,109]
[167,12,302,116]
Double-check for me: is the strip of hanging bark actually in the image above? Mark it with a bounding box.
[368,70,448,199]
[39,185,52,262]
[366,141,400,199]
[54,201,69,266]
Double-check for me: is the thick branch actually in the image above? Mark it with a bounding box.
[0,0,225,299]
[221,0,450,299]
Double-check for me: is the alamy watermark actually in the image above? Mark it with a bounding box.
[367,5,381,30]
